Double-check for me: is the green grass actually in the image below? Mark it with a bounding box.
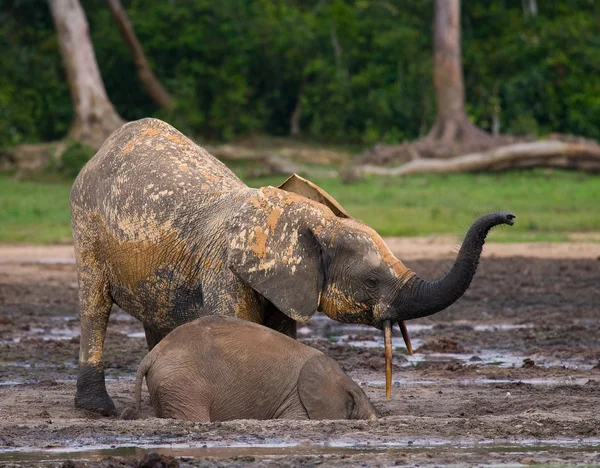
[1,168,599,244]
[0,175,73,244]
[244,169,600,242]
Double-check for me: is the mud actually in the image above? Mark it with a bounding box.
[1,244,599,467]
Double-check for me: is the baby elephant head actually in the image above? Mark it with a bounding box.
[298,355,376,420]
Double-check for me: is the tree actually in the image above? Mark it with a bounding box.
[49,0,124,149]
[289,81,303,136]
[425,0,490,145]
[522,0,538,17]
[106,0,173,110]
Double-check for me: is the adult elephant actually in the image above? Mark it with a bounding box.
[70,118,514,415]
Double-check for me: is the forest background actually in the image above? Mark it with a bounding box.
[1,0,599,244]
[2,0,599,147]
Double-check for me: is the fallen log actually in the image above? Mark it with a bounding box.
[206,144,350,165]
[357,140,600,176]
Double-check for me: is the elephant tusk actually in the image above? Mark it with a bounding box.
[384,319,393,402]
[398,320,413,356]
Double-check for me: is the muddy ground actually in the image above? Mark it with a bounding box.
[0,242,599,467]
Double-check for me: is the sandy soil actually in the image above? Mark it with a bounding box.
[0,241,599,467]
[2,237,600,262]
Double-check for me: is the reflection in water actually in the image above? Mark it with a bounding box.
[300,314,595,371]
[2,438,600,464]
[360,377,595,387]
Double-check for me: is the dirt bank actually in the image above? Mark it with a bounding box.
[2,238,600,263]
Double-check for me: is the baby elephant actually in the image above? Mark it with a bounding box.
[133,316,377,422]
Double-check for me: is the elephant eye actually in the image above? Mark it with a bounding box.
[365,277,378,288]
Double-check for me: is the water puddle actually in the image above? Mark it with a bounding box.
[4,312,541,349]
[0,337,21,344]
[126,332,146,338]
[3,315,592,375]
[37,328,80,340]
[361,377,595,387]
[0,379,38,387]
[0,315,144,343]
[0,326,79,343]
[305,315,434,335]
[3,361,77,369]
[0,375,133,387]
[306,314,534,335]
[4,374,592,389]
[457,377,594,386]
[473,323,534,332]
[305,333,593,370]
[2,438,599,465]
[310,333,424,350]
[300,315,594,370]
[403,350,595,371]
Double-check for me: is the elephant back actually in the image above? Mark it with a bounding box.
[71,118,248,240]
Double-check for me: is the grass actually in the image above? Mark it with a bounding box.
[1,168,599,244]
[245,169,600,242]
[0,174,73,244]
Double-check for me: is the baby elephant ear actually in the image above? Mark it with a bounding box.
[279,174,350,218]
[228,202,324,323]
[298,355,357,420]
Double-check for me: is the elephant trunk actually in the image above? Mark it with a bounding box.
[396,211,515,321]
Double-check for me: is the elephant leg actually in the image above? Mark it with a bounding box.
[143,325,168,351]
[74,260,116,415]
[263,303,297,339]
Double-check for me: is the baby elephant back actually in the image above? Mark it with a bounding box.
[138,316,376,421]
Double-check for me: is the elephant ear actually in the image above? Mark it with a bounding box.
[278,174,350,218]
[227,201,324,323]
[298,355,356,420]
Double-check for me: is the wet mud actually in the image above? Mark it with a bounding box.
[0,247,599,466]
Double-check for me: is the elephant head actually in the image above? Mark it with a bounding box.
[298,355,377,420]
[228,174,515,399]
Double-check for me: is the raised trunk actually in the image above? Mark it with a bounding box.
[49,0,124,149]
[106,0,174,110]
[398,212,515,320]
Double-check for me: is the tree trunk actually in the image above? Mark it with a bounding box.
[49,0,124,149]
[290,82,303,136]
[426,0,490,145]
[522,0,538,17]
[106,0,174,110]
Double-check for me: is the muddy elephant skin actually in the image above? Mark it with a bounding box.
[132,316,377,422]
[70,118,514,414]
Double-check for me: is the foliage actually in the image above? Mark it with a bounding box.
[2,168,599,244]
[0,0,71,147]
[55,140,95,178]
[0,0,599,148]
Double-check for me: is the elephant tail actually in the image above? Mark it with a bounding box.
[134,351,155,412]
